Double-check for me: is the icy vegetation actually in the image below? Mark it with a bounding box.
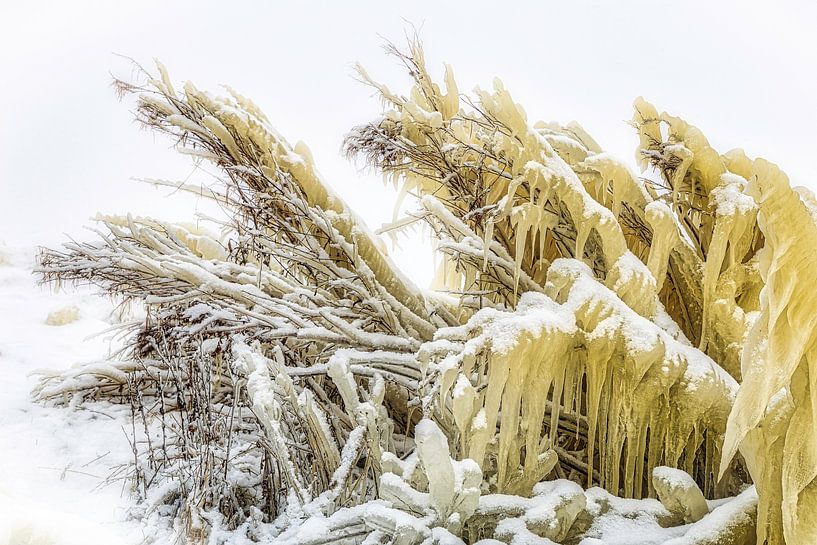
[31,41,817,544]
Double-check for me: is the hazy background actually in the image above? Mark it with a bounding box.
[2,0,815,286]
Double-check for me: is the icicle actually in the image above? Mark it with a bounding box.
[441,63,459,120]
[452,373,477,453]
[644,201,679,292]
[469,349,510,467]
[574,218,593,263]
[497,334,533,489]
[511,205,532,298]
[699,174,757,351]
[415,419,456,517]
[482,218,494,272]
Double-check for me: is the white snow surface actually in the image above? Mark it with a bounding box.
[0,246,151,545]
[712,173,756,217]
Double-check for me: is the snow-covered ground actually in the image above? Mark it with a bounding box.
[0,246,145,545]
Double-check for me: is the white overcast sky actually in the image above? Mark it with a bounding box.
[2,0,816,286]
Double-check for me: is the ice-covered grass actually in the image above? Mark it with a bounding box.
[0,242,759,544]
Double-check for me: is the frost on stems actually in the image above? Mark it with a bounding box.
[30,40,817,544]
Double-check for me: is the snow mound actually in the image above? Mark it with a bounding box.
[652,466,708,523]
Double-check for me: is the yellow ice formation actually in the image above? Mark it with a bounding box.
[424,259,738,499]
[720,160,817,545]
